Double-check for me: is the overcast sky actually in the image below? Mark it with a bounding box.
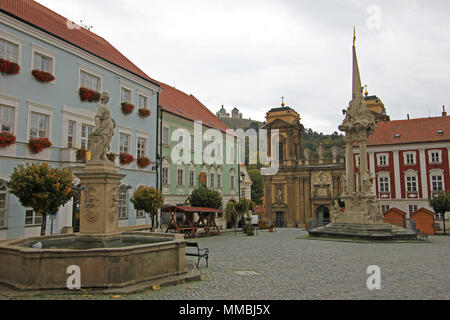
[36,0,450,134]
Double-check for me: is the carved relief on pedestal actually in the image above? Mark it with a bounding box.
[312,171,332,197]
[331,200,344,223]
[83,185,100,224]
[366,199,383,223]
[110,186,119,224]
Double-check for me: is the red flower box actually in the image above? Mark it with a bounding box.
[121,102,135,115]
[32,69,55,82]
[0,132,16,148]
[76,148,88,162]
[28,137,52,154]
[106,153,117,162]
[0,58,20,75]
[119,153,134,165]
[137,156,151,169]
[138,108,151,118]
[79,87,101,102]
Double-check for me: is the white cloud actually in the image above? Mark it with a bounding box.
[35,0,450,133]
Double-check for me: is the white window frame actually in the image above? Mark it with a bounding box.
[404,170,418,193]
[408,205,418,214]
[377,153,389,167]
[137,92,149,110]
[25,209,42,226]
[0,104,15,134]
[428,150,442,164]
[404,151,417,165]
[118,126,133,155]
[430,169,445,192]
[136,131,148,158]
[27,101,54,141]
[162,167,169,186]
[67,120,76,148]
[230,170,236,190]
[210,172,215,189]
[62,105,96,150]
[162,126,170,146]
[177,168,184,187]
[30,44,56,76]
[0,95,19,135]
[0,30,22,65]
[378,173,390,194]
[120,84,133,105]
[189,170,195,188]
[78,64,102,92]
[118,185,129,220]
[355,155,360,168]
[381,204,390,213]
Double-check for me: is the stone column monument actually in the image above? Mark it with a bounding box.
[75,93,126,244]
[309,30,416,240]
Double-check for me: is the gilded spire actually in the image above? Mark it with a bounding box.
[353,26,356,47]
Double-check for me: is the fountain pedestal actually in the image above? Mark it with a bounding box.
[75,160,126,247]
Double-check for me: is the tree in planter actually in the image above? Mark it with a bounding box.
[7,163,76,236]
[248,169,264,205]
[429,191,450,235]
[130,186,164,231]
[187,186,223,209]
[225,200,237,229]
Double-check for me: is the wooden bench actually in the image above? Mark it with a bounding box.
[185,242,209,268]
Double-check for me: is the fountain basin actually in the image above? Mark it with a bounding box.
[0,232,192,292]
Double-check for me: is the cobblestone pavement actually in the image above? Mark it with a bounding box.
[4,229,450,300]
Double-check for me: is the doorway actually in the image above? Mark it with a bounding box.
[316,205,330,227]
[275,211,286,228]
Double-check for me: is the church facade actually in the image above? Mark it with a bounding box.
[262,105,346,228]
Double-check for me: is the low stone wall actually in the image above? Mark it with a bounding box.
[0,232,187,291]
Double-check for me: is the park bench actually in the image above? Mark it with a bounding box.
[185,242,209,268]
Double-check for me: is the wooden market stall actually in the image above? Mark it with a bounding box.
[411,208,435,235]
[164,206,222,238]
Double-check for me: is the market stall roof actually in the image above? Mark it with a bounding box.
[164,206,222,213]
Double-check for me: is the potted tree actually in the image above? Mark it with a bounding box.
[429,191,450,235]
[130,186,164,232]
[7,163,76,236]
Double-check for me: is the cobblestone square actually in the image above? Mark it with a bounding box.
[5,228,449,300]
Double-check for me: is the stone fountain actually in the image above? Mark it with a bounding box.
[309,31,416,240]
[0,93,199,296]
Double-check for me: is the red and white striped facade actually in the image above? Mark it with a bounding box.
[352,114,450,217]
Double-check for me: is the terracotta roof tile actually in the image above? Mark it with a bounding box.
[0,0,158,85]
[157,81,230,133]
[367,116,450,146]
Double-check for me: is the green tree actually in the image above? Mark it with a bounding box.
[248,169,264,205]
[429,191,450,235]
[130,186,164,231]
[7,163,76,236]
[187,186,223,209]
[235,198,253,219]
[225,200,237,228]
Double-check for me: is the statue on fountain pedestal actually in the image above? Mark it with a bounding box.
[88,93,116,161]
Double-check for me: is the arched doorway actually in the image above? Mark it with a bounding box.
[316,205,330,227]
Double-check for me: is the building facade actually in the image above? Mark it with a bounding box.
[263,105,346,228]
[352,112,450,226]
[0,1,159,240]
[157,83,241,229]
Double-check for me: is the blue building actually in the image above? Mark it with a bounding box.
[0,0,160,240]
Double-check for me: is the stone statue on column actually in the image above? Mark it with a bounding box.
[88,93,116,162]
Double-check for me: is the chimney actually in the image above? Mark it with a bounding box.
[443,105,447,117]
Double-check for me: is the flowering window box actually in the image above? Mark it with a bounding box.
[76,148,88,162]
[0,58,20,75]
[137,156,151,169]
[106,152,117,162]
[28,137,52,154]
[32,69,55,82]
[79,87,101,102]
[121,103,135,115]
[138,108,151,118]
[0,132,16,148]
[119,153,134,165]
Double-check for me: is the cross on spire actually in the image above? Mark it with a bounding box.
[281,96,285,107]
